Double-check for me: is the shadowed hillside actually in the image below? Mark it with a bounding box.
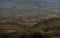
[31,18,60,28]
[0,17,60,38]
[29,18,60,38]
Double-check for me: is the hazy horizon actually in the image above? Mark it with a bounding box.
[0,0,60,10]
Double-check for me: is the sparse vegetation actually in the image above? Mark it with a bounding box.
[0,13,60,38]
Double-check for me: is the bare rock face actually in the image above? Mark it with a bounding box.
[0,18,60,38]
[0,22,24,33]
[0,22,24,38]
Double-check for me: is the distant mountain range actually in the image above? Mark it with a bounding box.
[0,0,60,10]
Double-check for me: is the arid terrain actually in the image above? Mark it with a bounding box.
[0,12,60,38]
[0,0,60,38]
